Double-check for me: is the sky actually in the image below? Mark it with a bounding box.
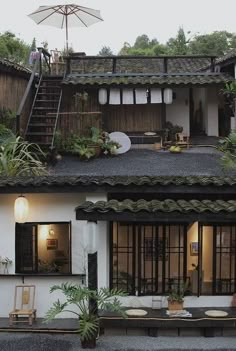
[1,0,236,55]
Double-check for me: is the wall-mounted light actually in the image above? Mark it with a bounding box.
[84,220,97,254]
[48,225,55,236]
[14,195,29,223]
[163,88,173,104]
[98,88,107,105]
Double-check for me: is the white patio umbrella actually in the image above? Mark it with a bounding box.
[28,4,103,52]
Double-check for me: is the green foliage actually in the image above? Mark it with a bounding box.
[168,281,189,303]
[0,124,15,145]
[218,131,236,169]
[57,128,121,159]
[0,31,30,64]
[166,27,190,55]
[0,136,48,176]
[45,283,126,342]
[189,31,235,56]
[221,82,236,116]
[98,46,113,56]
[118,29,236,57]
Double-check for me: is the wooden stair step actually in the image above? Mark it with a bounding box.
[29,123,55,127]
[33,107,57,110]
[26,132,53,136]
[37,92,60,96]
[35,99,59,103]
[31,117,56,119]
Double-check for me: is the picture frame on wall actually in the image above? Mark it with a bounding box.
[190,242,198,256]
[46,239,58,250]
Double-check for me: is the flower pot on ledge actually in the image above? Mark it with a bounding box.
[168,299,184,311]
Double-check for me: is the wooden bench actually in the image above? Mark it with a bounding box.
[99,307,236,337]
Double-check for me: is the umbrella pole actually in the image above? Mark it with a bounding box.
[66,14,68,53]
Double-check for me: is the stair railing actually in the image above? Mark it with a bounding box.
[51,86,63,149]
[16,48,51,135]
[23,75,43,139]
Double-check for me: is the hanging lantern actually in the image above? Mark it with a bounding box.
[14,195,29,223]
[84,221,97,254]
[98,88,107,105]
[164,88,173,104]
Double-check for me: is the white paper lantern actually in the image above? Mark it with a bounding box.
[84,221,97,254]
[98,88,107,105]
[164,88,173,104]
[14,195,29,223]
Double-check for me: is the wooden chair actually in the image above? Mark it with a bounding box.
[9,285,36,326]
[175,133,190,148]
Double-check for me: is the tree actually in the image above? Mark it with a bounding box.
[189,31,234,56]
[30,38,37,52]
[0,31,30,64]
[98,46,113,56]
[166,27,190,55]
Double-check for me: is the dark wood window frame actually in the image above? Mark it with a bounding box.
[15,221,72,275]
[110,222,187,296]
[198,222,236,296]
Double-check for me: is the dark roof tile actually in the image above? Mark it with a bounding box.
[76,199,236,214]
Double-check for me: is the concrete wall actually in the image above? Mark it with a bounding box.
[166,88,190,136]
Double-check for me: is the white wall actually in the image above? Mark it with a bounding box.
[205,87,219,136]
[0,192,107,317]
[166,88,190,136]
[85,193,108,290]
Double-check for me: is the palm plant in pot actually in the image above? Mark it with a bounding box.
[167,281,188,311]
[45,283,126,349]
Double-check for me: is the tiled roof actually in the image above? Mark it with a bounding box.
[70,57,213,74]
[1,175,236,189]
[63,73,232,86]
[0,59,31,75]
[76,199,236,214]
[216,49,236,65]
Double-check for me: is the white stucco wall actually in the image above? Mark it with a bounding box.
[0,192,108,318]
[166,88,190,136]
[205,87,219,136]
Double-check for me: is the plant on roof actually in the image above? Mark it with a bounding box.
[221,82,236,116]
[45,283,126,349]
[0,136,48,176]
[218,131,236,169]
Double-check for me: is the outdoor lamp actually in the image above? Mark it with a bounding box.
[164,88,173,104]
[84,221,97,254]
[98,88,107,105]
[14,195,29,223]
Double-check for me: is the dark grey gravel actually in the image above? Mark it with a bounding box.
[52,149,236,177]
[0,334,236,351]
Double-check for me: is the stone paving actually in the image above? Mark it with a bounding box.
[0,334,236,351]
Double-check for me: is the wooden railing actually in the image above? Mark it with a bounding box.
[16,47,51,135]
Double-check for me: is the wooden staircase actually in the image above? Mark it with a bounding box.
[25,76,62,149]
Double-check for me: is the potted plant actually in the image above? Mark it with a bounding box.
[45,283,126,349]
[0,256,13,274]
[167,282,188,311]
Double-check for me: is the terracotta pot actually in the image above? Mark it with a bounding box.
[81,338,96,349]
[87,143,102,157]
[168,300,184,311]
